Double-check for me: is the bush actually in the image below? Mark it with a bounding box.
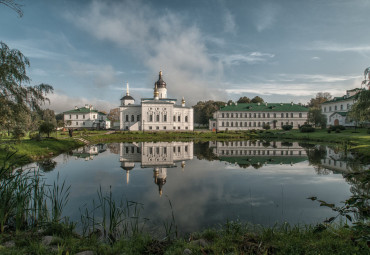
[328,125,346,131]
[300,124,315,133]
[262,123,270,130]
[29,132,41,141]
[282,125,293,131]
[12,126,25,140]
[368,128,370,134]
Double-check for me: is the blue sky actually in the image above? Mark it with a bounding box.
[1,0,370,112]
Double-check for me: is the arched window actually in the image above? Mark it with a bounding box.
[286,113,289,118]
[185,116,188,122]
[222,122,225,127]
[227,113,229,118]
[173,116,176,122]
[235,122,238,127]
[222,113,224,118]
[156,115,159,122]
[274,113,276,118]
[231,122,234,127]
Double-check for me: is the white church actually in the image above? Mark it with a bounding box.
[119,71,194,131]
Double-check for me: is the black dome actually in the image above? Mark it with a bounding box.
[121,95,134,100]
[155,71,166,88]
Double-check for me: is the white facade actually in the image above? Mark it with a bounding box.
[119,71,194,131]
[321,89,360,127]
[209,103,308,131]
[64,104,109,129]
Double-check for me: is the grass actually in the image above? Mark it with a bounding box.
[0,138,84,167]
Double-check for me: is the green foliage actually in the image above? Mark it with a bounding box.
[0,42,53,134]
[11,125,25,140]
[262,123,270,130]
[237,96,251,103]
[193,100,225,125]
[349,89,370,124]
[307,92,332,108]
[250,96,264,103]
[300,124,315,133]
[308,108,327,128]
[282,124,293,131]
[39,122,55,138]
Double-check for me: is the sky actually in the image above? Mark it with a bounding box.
[1,0,370,113]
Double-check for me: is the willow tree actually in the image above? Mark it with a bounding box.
[348,68,370,126]
[0,42,53,135]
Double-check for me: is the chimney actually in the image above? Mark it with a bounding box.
[291,102,293,105]
[85,104,89,108]
[75,106,78,110]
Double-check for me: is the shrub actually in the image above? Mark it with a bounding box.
[262,123,270,130]
[29,132,41,141]
[282,125,293,131]
[368,128,370,134]
[328,125,346,131]
[300,124,315,133]
[12,126,25,140]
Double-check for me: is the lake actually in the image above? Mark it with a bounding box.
[26,140,367,236]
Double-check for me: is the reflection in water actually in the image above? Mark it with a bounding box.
[119,142,193,196]
[209,141,307,169]
[29,140,368,234]
[72,144,107,161]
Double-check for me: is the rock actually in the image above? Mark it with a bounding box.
[75,251,94,255]
[3,240,15,248]
[183,248,192,254]
[190,239,209,248]
[42,236,53,246]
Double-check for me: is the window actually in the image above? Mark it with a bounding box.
[245,113,247,118]
[185,116,188,122]
[299,113,302,118]
[281,122,283,127]
[291,122,293,126]
[231,122,234,127]
[156,126,159,130]
[125,126,128,130]
[126,147,129,153]
[222,122,224,127]
[93,115,96,119]
[258,122,261,127]
[231,113,234,118]
[226,122,229,127]
[286,113,289,118]
[340,105,343,110]
[249,113,252,118]
[149,147,153,154]
[281,113,284,118]
[76,122,78,125]
[347,104,350,109]
[258,113,261,118]
[291,113,293,118]
[149,126,152,130]
[254,122,256,127]
[83,115,85,119]
[335,105,337,110]
[149,115,153,122]
[222,113,224,118]
[131,147,135,153]
[324,107,326,112]
[249,122,251,127]
[244,122,247,127]
[329,106,332,111]
[173,147,176,152]
[76,115,78,119]
[173,116,176,122]
[226,113,229,118]
[69,114,71,119]
[185,146,188,152]
[156,115,159,122]
[274,113,276,118]
[240,122,242,126]
[254,113,256,118]
[126,115,129,121]
[137,115,140,121]
[83,122,85,126]
[164,147,167,154]
[131,115,134,122]
[178,116,181,122]
[178,126,180,129]
[178,147,181,152]
[235,122,238,127]
[164,115,167,122]
[164,126,166,130]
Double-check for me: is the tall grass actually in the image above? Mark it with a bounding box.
[79,186,149,243]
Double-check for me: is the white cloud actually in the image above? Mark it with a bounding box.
[215,52,275,65]
[305,41,370,53]
[65,0,224,105]
[44,92,117,113]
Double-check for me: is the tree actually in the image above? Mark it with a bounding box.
[107,108,120,122]
[39,122,55,138]
[308,108,327,128]
[237,96,251,104]
[0,42,53,134]
[193,100,225,126]
[307,92,332,108]
[251,96,264,104]
[0,0,23,17]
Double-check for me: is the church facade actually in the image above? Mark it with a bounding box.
[119,71,194,131]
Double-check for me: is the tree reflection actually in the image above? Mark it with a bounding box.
[37,158,57,172]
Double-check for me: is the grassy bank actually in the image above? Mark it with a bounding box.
[0,222,368,254]
[0,138,84,167]
[257,128,370,158]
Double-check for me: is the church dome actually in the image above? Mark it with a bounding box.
[120,95,134,100]
[154,70,166,88]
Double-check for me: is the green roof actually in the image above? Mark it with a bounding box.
[219,156,307,165]
[332,111,348,117]
[219,103,308,112]
[322,95,355,104]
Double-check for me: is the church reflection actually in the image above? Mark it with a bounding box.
[72,144,107,160]
[209,141,307,168]
[119,142,193,196]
